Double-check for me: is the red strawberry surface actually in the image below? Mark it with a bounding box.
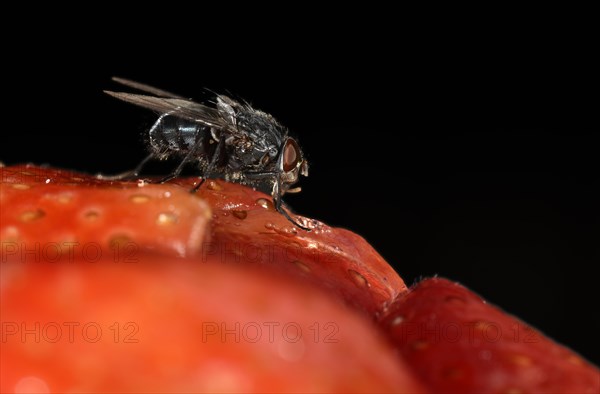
[0,165,406,317]
[1,163,599,393]
[380,278,600,393]
[0,253,425,393]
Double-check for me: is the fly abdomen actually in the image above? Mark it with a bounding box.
[149,115,209,158]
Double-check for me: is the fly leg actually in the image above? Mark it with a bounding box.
[96,153,154,180]
[244,171,310,231]
[272,179,310,231]
[190,137,224,193]
[96,112,172,181]
[158,138,204,184]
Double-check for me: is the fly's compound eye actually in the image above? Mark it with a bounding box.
[283,138,301,172]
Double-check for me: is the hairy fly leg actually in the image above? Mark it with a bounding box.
[189,136,225,193]
[244,171,310,231]
[158,137,205,184]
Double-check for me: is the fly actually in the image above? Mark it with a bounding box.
[102,77,309,230]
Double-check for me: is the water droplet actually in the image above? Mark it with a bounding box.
[348,269,370,288]
[163,191,172,198]
[222,211,230,216]
[231,210,248,220]
[256,198,274,210]
[391,316,404,326]
[20,209,45,222]
[296,216,329,233]
[11,183,30,190]
[264,222,275,230]
[129,194,151,204]
[84,210,100,220]
[292,260,311,273]
[137,179,146,187]
[207,180,222,191]
[274,226,298,237]
[45,178,51,184]
[156,212,178,225]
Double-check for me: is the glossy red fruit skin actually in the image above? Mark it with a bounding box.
[1,165,408,318]
[380,278,600,394]
[171,176,408,318]
[0,254,426,393]
[0,165,211,259]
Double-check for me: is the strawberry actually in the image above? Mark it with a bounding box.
[1,164,211,259]
[1,164,407,318]
[379,278,600,393]
[170,176,407,318]
[0,253,426,393]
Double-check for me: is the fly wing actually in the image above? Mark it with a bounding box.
[104,91,228,129]
[111,77,186,99]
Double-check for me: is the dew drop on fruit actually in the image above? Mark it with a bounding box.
[295,216,327,233]
[207,180,222,191]
[274,226,298,237]
[348,269,370,288]
[156,212,178,225]
[264,222,275,230]
[391,316,404,326]
[256,198,274,210]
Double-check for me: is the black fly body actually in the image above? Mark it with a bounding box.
[102,78,310,230]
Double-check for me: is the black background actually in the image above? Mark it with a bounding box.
[1,12,598,365]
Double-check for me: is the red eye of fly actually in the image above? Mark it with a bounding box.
[283,139,300,172]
